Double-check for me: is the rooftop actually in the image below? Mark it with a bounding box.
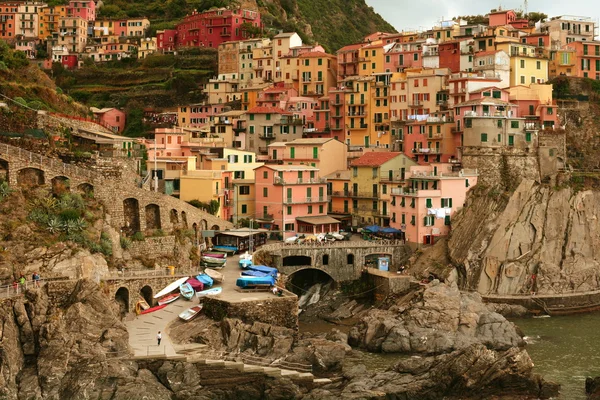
[350,152,403,167]
[247,106,291,115]
[455,97,516,107]
[322,170,351,180]
[296,216,340,225]
[299,51,334,58]
[259,165,320,171]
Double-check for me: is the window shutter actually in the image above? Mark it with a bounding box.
[426,198,432,208]
[445,215,451,226]
[449,198,453,207]
[424,216,428,226]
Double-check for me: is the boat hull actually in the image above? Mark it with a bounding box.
[158,293,180,305]
[196,287,223,298]
[154,277,189,299]
[180,283,194,300]
[139,304,167,314]
[179,305,203,321]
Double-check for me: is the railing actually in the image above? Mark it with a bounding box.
[0,142,96,180]
[283,196,329,204]
[273,178,327,185]
[391,187,419,196]
[0,279,48,299]
[261,239,405,252]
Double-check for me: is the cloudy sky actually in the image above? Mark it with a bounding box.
[365,0,599,32]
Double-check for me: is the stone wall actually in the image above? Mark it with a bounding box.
[127,236,177,259]
[461,147,539,187]
[36,112,114,136]
[203,294,299,330]
[367,269,413,302]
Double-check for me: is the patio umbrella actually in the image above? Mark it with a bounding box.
[381,227,401,234]
[364,225,380,233]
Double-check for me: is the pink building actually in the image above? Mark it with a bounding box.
[390,163,478,245]
[386,43,423,72]
[256,84,298,109]
[487,9,528,29]
[67,0,95,21]
[91,107,126,133]
[254,164,338,238]
[113,19,128,37]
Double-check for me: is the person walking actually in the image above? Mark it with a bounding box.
[32,272,40,287]
[157,331,162,346]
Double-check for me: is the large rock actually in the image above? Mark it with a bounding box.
[587,377,600,400]
[337,344,559,400]
[349,283,524,354]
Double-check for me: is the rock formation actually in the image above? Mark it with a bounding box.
[349,282,524,354]
[447,179,600,295]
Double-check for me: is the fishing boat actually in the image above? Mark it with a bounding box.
[139,304,167,315]
[204,268,224,283]
[203,252,227,259]
[212,245,237,255]
[236,275,275,288]
[196,274,214,288]
[241,270,270,278]
[201,256,227,268]
[239,259,252,269]
[179,282,194,300]
[247,264,278,278]
[196,287,223,298]
[179,305,203,321]
[186,277,204,292]
[154,277,189,299]
[158,293,180,305]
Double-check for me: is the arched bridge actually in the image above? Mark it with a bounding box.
[256,240,410,283]
[0,143,231,237]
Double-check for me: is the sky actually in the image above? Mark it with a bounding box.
[365,0,600,33]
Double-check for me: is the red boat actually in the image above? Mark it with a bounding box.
[203,252,227,259]
[158,293,180,305]
[139,304,167,315]
[186,277,204,292]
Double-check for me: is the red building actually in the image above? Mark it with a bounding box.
[61,54,78,69]
[522,33,550,49]
[0,2,18,40]
[438,41,461,73]
[488,9,529,29]
[157,29,177,53]
[175,8,261,49]
[67,0,96,22]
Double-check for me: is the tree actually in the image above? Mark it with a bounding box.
[526,12,548,23]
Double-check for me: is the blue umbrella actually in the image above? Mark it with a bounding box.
[364,225,380,233]
[381,227,401,234]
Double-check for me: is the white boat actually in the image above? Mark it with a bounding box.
[179,305,203,321]
[153,276,189,299]
[240,252,253,261]
[204,268,224,283]
[196,287,223,298]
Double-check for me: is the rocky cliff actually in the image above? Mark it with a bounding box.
[447,179,600,295]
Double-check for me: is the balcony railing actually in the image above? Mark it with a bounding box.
[391,187,419,196]
[274,177,327,185]
[284,196,329,204]
[347,191,378,199]
[412,148,442,154]
[259,133,275,140]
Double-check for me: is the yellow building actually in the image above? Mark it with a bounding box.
[38,5,67,40]
[138,37,157,59]
[231,180,255,223]
[358,43,386,76]
[126,17,149,37]
[180,169,226,217]
[496,42,549,86]
[323,169,352,228]
[298,51,337,98]
[92,19,115,38]
[349,152,416,227]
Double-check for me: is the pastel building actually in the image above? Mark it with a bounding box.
[39,4,67,40]
[179,169,226,217]
[0,3,18,40]
[138,37,157,59]
[496,42,549,87]
[389,163,478,245]
[58,16,87,54]
[17,1,44,38]
[298,51,337,97]
[254,164,336,237]
[267,138,347,177]
[66,0,95,21]
[91,107,126,133]
[323,169,352,228]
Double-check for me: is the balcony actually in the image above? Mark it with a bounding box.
[220,30,230,36]
[412,148,441,154]
[380,174,406,183]
[257,213,274,220]
[409,101,421,108]
[274,177,327,185]
[284,196,329,204]
[347,191,378,199]
[259,133,275,140]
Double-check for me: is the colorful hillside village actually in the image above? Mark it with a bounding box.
[4,4,593,245]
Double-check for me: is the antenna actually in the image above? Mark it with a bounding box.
[524,0,528,15]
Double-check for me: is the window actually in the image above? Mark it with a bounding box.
[287,206,292,215]
[465,118,472,128]
[426,198,433,208]
[352,167,358,177]
[481,133,488,142]
[492,91,501,99]
[526,132,532,142]
[241,204,247,214]
[465,179,470,188]
[263,171,268,179]
[290,147,295,159]
[313,147,318,159]
[498,133,502,142]
[401,213,405,224]
[497,120,503,128]
[410,198,415,208]
[382,185,387,195]
[318,58,322,65]
[347,254,354,265]
[536,61,541,70]
[520,76,525,84]
[307,205,313,214]
[441,198,453,208]
[319,205,323,213]
[511,121,519,129]
[547,107,553,115]
[322,254,329,265]
[263,187,268,197]
[249,125,255,134]
[284,223,294,231]
[239,186,250,195]
[424,215,434,226]
[249,114,255,121]
[413,53,418,61]
[411,215,416,225]
[372,201,378,211]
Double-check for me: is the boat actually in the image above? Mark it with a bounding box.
[236,275,275,289]
[240,252,252,261]
[135,299,150,315]
[196,287,223,298]
[154,277,189,299]
[179,305,203,321]
[196,274,214,288]
[241,270,270,278]
[212,245,238,254]
[139,304,167,315]
[247,265,278,278]
[239,259,252,269]
[179,282,194,300]
[186,277,204,292]
[204,268,224,283]
[202,256,227,268]
[203,252,227,259]
[158,293,180,305]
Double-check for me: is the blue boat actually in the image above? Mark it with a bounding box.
[236,275,275,288]
[196,274,214,288]
[213,245,238,254]
[247,265,278,278]
[179,282,194,300]
[241,270,269,278]
[196,287,222,298]
[239,259,252,269]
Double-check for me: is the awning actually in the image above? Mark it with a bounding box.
[296,216,341,225]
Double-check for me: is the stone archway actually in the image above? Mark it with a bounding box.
[145,204,161,231]
[283,255,312,266]
[51,176,70,195]
[123,198,141,235]
[201,219,208,230]
[77,183,94,196]
[170,209,179,225]
[211,224,220,231]
[17,167,45,187]
[115,287,129,316]
[140,285,153,306]
[181,211,188,228]
[0,158,8,182]
[286,268,334,296]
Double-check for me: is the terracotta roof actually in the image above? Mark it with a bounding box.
[454,97,516,107]
[469,86,506,93]
[362,43,385,49]
[299,51,334,58]
[337,43,364,52]
[247,106,290,114]
[350,152,402,167]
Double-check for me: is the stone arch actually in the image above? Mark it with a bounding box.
[211,224,220,231]
[201,219,208,230]
[77,183,94,196]
[287,268,334,296]
[123,198,141,235]
[170,209,179,224]
[365,253,392,269]
[17,167,45,187]
[181,211,188,228]
[140,285,153,306]
[51,176,70,195]
[283,255,312,266]
[347,253,355,265]
[114,287,129,316]
[322,254,329,266]
[0,158,8,182]
[145,204,161,230]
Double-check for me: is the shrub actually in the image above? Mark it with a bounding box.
[131,231,145,241]
[59,208,82,222]
[153,229,166,237]
[120,237,132,249]
[0,181,11,200]
[0,61,7,72]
